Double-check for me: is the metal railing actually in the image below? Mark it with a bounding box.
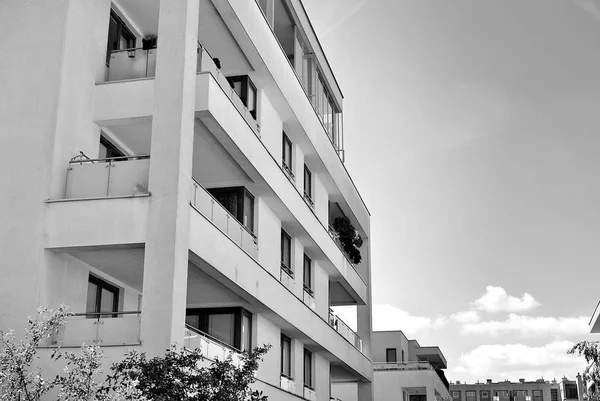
[328,309,363,353]
[191,179,258,259]
[64,155,150,199]
[47,311,141,347]
[373,361,434,371]
[184,324,242,366]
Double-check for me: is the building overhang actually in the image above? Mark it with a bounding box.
[415,346,448,369]
[590,301,600,333]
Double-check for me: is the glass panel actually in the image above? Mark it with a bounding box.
[386,348,397,362]
[186,315,200,329]
[304,167,311,197]
[100,288,115,313]
[86,282,98,314]
[304,350,312,387]
[232,80,243,101]
[241,313,251,352]
[281,337,291,376]
[243,192,254,232]
[303,256,311,289]
[208,313,236,347]
[247,84,256,113]
[281,232,291,267]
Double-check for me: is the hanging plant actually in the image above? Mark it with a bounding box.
[332,216,363,264]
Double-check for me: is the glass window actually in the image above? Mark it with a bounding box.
[533,391,542,401]
[304,165,312,200]
[495,391,509,397]
[304,349,313,388]
[106,10,136,64]
[551,389,559,401]
[281,334,292,378]
[226,75,258,120]
[452,392,461,400]
[207,187,254,233]
[515,391,527,397]
[282,133,293,172]
[565,385,578,399]
[281,230,292,274]
[303,254,312,293]
[185,308,252,352]
[481,391,490,400]
[466,391,477,401]
[386,348,397,363]
[86,275,119,317]
[99,136,125,159]
[401,349,405,362]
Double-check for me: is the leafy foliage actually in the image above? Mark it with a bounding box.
[568,341,600,400]
[0,305,70,401]
[333,216,363,264]
[104,345,271,401]
[51,345,106,401]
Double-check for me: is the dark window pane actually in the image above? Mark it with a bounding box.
[241,313,251,352]
[243,191,254,232]
[303,255,311,290]
[281,230,291,268]
[281,335,291,377]
[304,165,312,198]
[386,348,397,363]
[208,313,236,347]
[86,282,98,314]
[304,349,312,387]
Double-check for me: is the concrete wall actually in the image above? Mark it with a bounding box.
[373,331,410,363]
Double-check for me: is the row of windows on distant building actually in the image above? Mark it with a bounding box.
[451,389,559,401]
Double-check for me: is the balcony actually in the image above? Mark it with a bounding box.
[184,325,243,366]
[107,44,260,137]
[64,155,150,199]
[280,263,295,291]
[329,309,363,353]
[191,179,258,259]
[45,311,141,347]
[280,375,296,394]
[303,286,316,310]
[304,386,316,401]
[374,361,450,391]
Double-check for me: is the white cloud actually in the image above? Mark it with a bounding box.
[462,314,589,337]
[451,310,481,324]
[451,341,585,383]
[373,304,448,334]
[473,286,541,313]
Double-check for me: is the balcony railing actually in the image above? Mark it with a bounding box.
[64,155,150,199]
[328,309,363,353]
[280,263,294,291]
[191,179,258,259]
[304,386,317,401]
[107,44,260,137]
[46,311,141,347]
[374,361,435,371]
[280,375,296,394]
[184,324,242,367]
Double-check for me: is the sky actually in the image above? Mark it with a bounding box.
[302,0,600,384]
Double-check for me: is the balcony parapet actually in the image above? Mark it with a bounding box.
[329,309,363,354]
[184,324,243,367]
[64,155,150,199]
[191,179,258,260]
[43,311,141,348]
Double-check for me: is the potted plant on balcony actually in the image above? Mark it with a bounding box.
[332,216,363,264]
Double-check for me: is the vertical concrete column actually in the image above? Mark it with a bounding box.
[357,235,374,401]
[140,0,199,355]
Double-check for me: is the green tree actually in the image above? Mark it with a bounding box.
[568,341,600,400]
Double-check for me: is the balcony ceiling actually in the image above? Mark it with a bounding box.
[71,248,144,292]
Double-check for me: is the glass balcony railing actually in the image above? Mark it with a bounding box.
[191,179,258,259]
[64,154,150,199]
[46,311,141,347]
[107,44,260,137]
[184,324,242,367]
[328,309,363,354]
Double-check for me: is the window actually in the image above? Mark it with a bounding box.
[303,254,312,294]
[452,392,461,400]
[314,73,338,143]
[106,10,136,64]
[385,348,397,363]
[304,348,313,389]
[515,391,527,397]
[533,390,542,401]
[281,334,292,378]
[99,136,125,159]
[304,165,313,203]
[481,391,490,400]
[207,187,255,233]
[466,391,477,401]
[282,133,293,177]
[495,391,509,397]
[86,275,119,317]
[401,349,405,362]
[565,385,578,399]
[185,307,252,352]
[226,75,258,119]
[281,230,292,276]
[551,389,559,401]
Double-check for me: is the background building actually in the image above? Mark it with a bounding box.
[0,0,373,400]
[341,330,450,401]
[450,376,585,401]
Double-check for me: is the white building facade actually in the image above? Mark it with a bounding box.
[0,0,373,400]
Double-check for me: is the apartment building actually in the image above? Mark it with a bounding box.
[450,377,585,401]
[339,330,450,401]
[0,0,373,400]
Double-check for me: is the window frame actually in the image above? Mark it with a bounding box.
[207,186,255,233]
[226,75,258,119]
[532,390,543,401]
[87,275,119,318]
[303,254,312,294]
[281,229,293,276]
[281,334,292,379]
[99,135,126,159]
[452,391,461,400]
[385,348,397,363]
[282,133,293,178]
[106,9,136,65]
[303,348,313,389]
[185,307,252,352]
[466,390,477,401]
[303,164,313,205]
